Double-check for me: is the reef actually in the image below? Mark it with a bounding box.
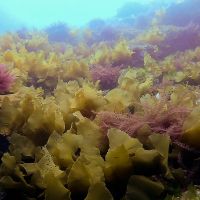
[1,1,200,199]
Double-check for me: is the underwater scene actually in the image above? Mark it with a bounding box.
[1,0,200,199]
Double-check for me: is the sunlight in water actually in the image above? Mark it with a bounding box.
[0,0,179,28]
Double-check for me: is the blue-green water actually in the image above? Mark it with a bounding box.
[0,0,181,32]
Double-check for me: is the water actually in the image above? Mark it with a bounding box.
[0,0,181,31]
[0,0,200,199]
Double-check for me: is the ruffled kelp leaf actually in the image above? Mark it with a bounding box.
[67,158,90,193]
[76,114,105,149]
[104,88,133,112]
[111,40,132,66]
[46,131,83,169]
[0,97,24,135]
[104,145,132,181]
[0,87,42,137]
[90,44,112,66]
[125,175,165,200]
[20,149,64,189]
[118,68,153,100]
[104,128,144,181]
[139,93,158,107]
[136,24,166,45]
[149,134,172,178]
[46,132,61,151]
[134,124,153,145]
[22,98,65,145]
[19,147,65,189]
[139,78,153,94]
[174,71,186,83]
[45,99,65,134]
[20,163,38,176]
[0,153,33,190]
[13,165,34,189]
[61,60,90,81]
[54,83,75,130]
[170,85,196,108]
[10,87,44,111]
[107,128,142,153]
[37,148,63,178]
[8,133,36,161]
[85,182,113,200]
[118,78,140,100]
[19,94,35,120]
[132,148,161,175]
[44,172,71,200]
[70,83,106,114]
[182,107,200,149]
[54,80,80,97]
[67,153,105,194]
[0,153,16,174]
[25,167,45,189]
[22,105,48,143]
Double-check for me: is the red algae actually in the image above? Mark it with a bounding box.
[1,1,200,199]
[96,102,190,141]
[0,64,14,94]
[90,64,122,90]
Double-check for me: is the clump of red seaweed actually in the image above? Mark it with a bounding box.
[143,102,190,139]
[152,24,200,60]
[0,64,14,94]
[96,99,190,141]
[90,64,122,90]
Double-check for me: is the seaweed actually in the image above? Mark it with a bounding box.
[0,64,14,94]
[1,5,200,199]
[90,65,122,90]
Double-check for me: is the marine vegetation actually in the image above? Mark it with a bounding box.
[0,64,15,94]
[1,1,200,199]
